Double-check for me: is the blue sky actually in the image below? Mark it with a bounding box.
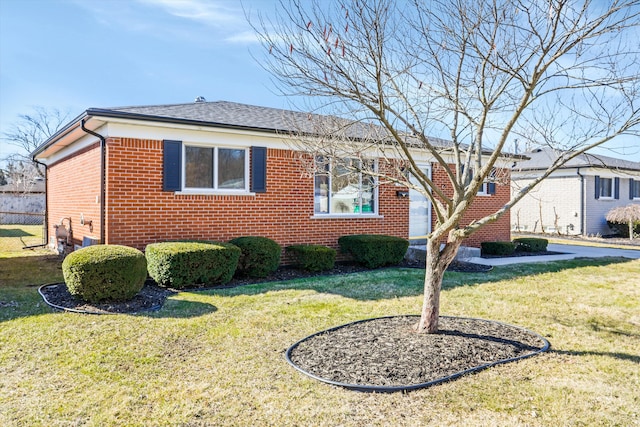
[0,0,638,162]
[0,0,281,159]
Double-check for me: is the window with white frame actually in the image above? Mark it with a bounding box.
[466,167,496,195]
[632,179,640,199]
[314,157,377,215]
[598,177,613,198]
[184,145,247,191]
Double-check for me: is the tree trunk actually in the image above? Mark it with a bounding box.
[417,237,462,333]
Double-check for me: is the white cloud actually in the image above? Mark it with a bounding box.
[73,0,259,45]
[225,30,261,44]
[137,0,244,28]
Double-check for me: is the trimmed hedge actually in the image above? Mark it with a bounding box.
[481,241,516,256]
[146,241,241,288]
[514,237,548,253]
[229,236,281,278]
[286,245,336,272]
[62,245,147,303]
[338,234,409,268]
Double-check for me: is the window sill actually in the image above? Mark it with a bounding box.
[311,214,384,219]
[175,190,255,196]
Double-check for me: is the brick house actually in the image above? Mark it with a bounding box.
[32,100,511,255]
[511,147,640,235]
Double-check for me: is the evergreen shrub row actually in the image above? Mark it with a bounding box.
[338,234,409,268]
[286,244,337,272]
[513,237,548,252]
[62,233,412,304]
[146,241,241,288]
[481,237,549,256]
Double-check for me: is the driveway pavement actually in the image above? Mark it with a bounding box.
[466,243,640,266]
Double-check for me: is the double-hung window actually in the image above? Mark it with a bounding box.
[599,177,613,198]
[631,179,640,200]
[184,145,247,191]
[314,157,377,215]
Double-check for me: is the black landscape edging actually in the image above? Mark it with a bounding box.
[285,315,550,393]
[38,283,166,315]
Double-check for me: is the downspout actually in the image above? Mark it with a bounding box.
[30,157,49,248]
[576,168,585,235]
[80,119,106,244]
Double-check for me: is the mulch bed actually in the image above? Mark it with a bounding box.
[38,260,491,314]
[38,260,548,392]
[287,315,549,391]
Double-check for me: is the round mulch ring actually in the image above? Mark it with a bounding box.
[286,315,550,393]
[38,281,174,315]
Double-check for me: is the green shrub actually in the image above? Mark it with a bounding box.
[513,237,548,253]
[338,234,409,268]
[229,236,281,278]
[62,245,147,303]
[481,241,516,256]
[286,245,336,272]
[607,220,640,238]
[145,241,241,288]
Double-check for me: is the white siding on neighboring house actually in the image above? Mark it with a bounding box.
[585,175,637,235]
[512,174,582,235]
[511,148,640,237]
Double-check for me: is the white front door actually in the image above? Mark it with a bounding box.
[409,165,432,240]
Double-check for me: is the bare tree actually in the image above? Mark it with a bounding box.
[253,0,640,333]
[2,106,70,178]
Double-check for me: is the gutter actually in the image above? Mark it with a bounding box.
[80,118,106,244]
[576,168,585,235]
[29,157,49,249]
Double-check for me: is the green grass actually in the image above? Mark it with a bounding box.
[0,224,52,258]
[1,254,638,426]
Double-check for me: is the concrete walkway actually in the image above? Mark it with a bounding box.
[466,243,640,266]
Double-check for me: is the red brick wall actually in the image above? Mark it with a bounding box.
[103,138,409,254]
[46,136,511,254]
[47,143,102,248]
[430,163,511,247]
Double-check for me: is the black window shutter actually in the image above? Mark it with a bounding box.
[631,179,635,200]
[594,175,600,199]
[487,182,496,195]
[163,140,182,191]
[614,177,620,199]
[251,146,267,193]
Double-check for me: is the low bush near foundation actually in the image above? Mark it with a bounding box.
[606,204,640,239]
[286,245,337,272]
[338,234,409,268]
[62,245,147,303]
[229,236,281,278]
[146,241,241,288]
[513,237,548,253]
[481,241,516,256]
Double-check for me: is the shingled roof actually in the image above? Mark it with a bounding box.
[87,100,397,140]
[514,147,640,172]
[33,100,462,158]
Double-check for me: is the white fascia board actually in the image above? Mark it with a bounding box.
[40,123,108,165]
[102,118,292,149]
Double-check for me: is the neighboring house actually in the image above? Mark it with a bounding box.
[32,100,511,255]
[0,179,45,225]
[511,147,640,236]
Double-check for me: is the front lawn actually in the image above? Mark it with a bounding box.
[0,255,638,426]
